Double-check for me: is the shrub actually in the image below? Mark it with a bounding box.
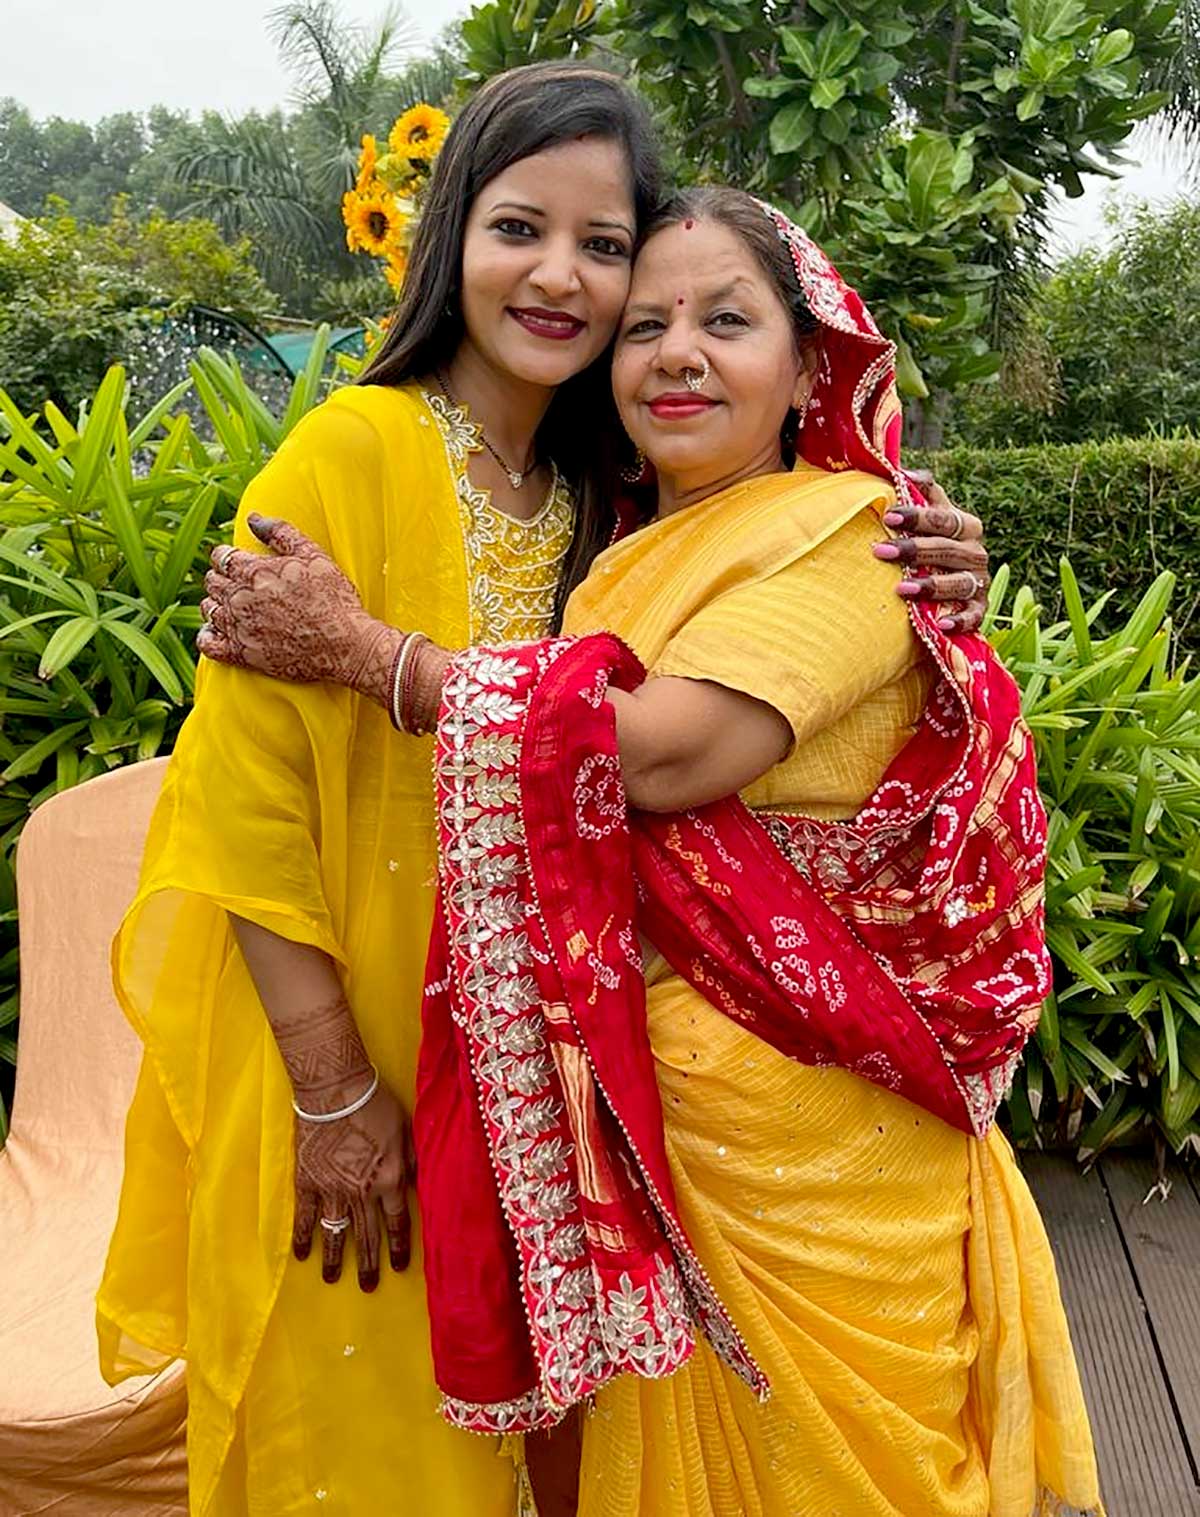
[919,435,1200,653]
[951,199,1200,447]
[988,562,1200,1161]
[0,199,281,417]
[0,339,333,1135]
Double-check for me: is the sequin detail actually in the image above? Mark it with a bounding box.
[422,387,574,643]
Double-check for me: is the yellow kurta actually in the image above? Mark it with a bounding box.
[97,382,572,1516]
[562,469,1102,1517]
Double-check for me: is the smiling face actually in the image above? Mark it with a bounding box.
[458,136,637,392]
[612,218,816,505]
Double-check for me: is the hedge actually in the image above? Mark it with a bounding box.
[918,435,1200,653]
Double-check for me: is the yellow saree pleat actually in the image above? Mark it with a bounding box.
[564,469,1102,1517]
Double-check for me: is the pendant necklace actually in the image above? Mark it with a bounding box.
[436,371,538,490]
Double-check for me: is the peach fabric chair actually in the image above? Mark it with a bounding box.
[0,758,187,1515]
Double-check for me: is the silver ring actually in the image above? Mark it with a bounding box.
[213,544,237,573]
[947,506,966,541]
[683,358,710,393]
[319,1216,351,1235]
[966,571,984,598]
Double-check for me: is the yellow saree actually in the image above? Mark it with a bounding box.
[97,383,571,1516]
[562,467,1103,1517]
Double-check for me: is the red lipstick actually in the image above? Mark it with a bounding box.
[508,307,586,340]
[647,392,717,419]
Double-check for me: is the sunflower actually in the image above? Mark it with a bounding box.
[388,104,450,163]
[383,249,408,293]
[354,133,379,193]
[342,188,407,258]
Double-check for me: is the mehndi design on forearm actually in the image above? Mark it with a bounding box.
[272,993,373,1110]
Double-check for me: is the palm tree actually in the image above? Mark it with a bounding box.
[168,2,435,308]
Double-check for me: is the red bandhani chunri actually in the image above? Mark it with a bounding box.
[412,204,1050,1434]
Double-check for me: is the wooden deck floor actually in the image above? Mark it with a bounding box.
[1023,1152,1200,1516]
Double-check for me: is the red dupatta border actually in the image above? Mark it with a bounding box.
[416,638,767,1436]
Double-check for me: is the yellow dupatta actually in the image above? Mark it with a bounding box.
[97,385,522,1516]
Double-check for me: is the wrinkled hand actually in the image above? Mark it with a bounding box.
[873,471,990,634]
[199,514,391,691]
[291,1075,414,1292]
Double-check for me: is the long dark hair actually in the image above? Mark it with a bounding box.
[362,62,664,623]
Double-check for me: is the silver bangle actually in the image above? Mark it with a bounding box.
[390,632,419,733]
[292,1064,380,1123]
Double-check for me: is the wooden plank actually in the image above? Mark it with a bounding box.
[1102,1155,1200,1478]
[1022,1153,1200,1515]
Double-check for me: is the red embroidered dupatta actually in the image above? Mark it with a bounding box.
[413,207,1050,1434]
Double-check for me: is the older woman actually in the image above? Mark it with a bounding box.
[197,188,1101,1516]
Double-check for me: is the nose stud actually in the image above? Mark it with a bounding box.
[683,357,710,392]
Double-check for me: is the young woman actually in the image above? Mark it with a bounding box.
[99,63,991,1517]
[200,188,1101,1517]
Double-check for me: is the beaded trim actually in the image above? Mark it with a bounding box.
[421,386,573,643]
[430,640,766,1433]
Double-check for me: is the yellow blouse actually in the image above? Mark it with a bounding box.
[98,381,568,1517]
[564,464,931,818]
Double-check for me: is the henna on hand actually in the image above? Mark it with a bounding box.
[276,993,412,1290]
[292,1080,413,1290]
[872,475,990,635]
[197,515,403,705]
[274,994,374,1113]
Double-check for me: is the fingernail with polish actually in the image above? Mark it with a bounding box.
[897,580,922,597]
[883,512,905,527]
[873,543,900,560]
[938,617,957,632]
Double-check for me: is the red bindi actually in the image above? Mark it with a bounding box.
[684,218,695,229]
[677,297,685,305]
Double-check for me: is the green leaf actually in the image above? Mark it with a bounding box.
[157,483,219,609]
[38,616,99,680]
[893,335,929,399]
[770,101,816,154]
[128,379,194,452]
[811,76,847,110]
[71,365,126,508]
[0,721,89,785]
[1093,27,1133,67]
[101,464,161,612]
[905,131,959,228]
[779,26,818,76]
[1017,89,1045,120]
[744,75,798,99]
[100,619,185,703]
[813,17,867,76]
[1058,557,1093,665]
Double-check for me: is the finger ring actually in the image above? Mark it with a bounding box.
[319,1216,351,1235]
[947,506,966,541]
[966,571,984,598]
[214,544,237,573]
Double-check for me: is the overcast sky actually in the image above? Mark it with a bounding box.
[2,0,1190,251]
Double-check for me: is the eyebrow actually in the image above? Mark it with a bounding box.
[625,277,757,316]
[488,200,634,237]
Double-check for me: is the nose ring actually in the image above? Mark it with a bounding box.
[683,358,710,393]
